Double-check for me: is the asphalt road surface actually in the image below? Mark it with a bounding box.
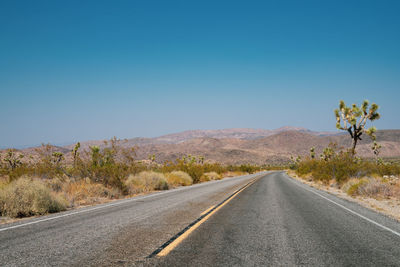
[1,172,400,266]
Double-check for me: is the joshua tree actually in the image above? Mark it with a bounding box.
[52,152,64,165]
[198,156,205,164]
[371,141,382,164]
[90,146,101,167]
[149,154,156,163]
[310,147,315,159]
[371,141,381,157]
[335,100,380,155]
[3,149,23,170]
[320,147,334,161]
[72,142,80,166]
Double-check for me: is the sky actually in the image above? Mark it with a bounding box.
[1,0,399,148]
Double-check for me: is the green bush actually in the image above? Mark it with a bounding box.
[0,178,67,218]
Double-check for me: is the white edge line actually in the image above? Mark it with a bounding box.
[286,174,400,238]
[0,172,265,232]
[0,189,172,232]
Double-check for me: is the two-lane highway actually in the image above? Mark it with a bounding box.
[153,172,400,266]
[1,172,400,266]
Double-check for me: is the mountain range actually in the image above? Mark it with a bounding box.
[3,127,400,165]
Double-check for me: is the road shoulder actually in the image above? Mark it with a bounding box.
[286,170,400,222]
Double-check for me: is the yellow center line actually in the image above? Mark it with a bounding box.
[157,177,260,257]
[200,205,215,216]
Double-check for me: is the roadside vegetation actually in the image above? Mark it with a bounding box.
[291,100,400,201]
[0,139,261,218]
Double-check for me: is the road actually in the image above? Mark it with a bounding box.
[1,172,400,266]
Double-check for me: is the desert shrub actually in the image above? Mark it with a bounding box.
[342,177,391,198]
[45,176,66,192]
[0,177,67,218]
[294,149,388,184]
[359,179,392,198]
[63,179,120,206]
[343,178,369,196]
[126,171,169,193]
[165,171,193,186]
[160,156,233,184]
[0,178,7,190]
[200,172,222,182]
[237,164,261,174]
[296,159,319,176]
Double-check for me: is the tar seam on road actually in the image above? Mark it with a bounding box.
[147,174,265,258]
[0,173,262,233]
[286,174,400,238]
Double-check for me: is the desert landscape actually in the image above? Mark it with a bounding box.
[4,127,400,165]
[2,1,400,266]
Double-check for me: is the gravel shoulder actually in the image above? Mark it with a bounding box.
[287,170,400,222]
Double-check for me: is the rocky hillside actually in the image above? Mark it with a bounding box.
[3,128,400,165]
[132,130,400,165]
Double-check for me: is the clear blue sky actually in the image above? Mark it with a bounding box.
[1,0,399,148]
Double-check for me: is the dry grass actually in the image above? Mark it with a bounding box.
[200,172,222,182]
[63,179,121,206]
[165,171,193,187]
[0,177,68,218]
[342,177,392,199]
[222,171,248,178]
[126,171,169,194]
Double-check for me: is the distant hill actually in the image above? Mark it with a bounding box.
[3,127,400,165]
[131,129,400,165]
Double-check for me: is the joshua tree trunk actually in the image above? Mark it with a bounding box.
[351,136,358,156]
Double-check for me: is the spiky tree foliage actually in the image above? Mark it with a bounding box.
[319,143,338,161]
[335,100,380,155]
[371,141,381,157]
[51,152,64,165]
[310,147,315,159]
[3,149,23,170]
[188,155,197,165]
[102,137,119,165]
[72,142,80,166]
[198,156,205,164]
[371,141,382,164]
[320,147,334,161]
[289,155,301,169]
[90,146,101,167]
[149,154,155,163]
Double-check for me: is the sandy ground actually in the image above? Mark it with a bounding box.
[287,170,400,222]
